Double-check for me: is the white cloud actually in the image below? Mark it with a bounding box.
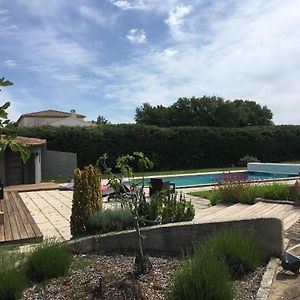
[4,59,17,67]
[79,5,118,28]
[165,4,192,28]
[111,0,146,10]
[110,0,181,12]
[126,28,147,44]
[156,48,178,60]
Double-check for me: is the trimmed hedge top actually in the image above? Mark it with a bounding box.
[10,124,300,170]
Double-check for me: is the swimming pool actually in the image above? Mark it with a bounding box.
[145,171,298,188]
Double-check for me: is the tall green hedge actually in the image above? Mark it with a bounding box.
[10,124,300,170]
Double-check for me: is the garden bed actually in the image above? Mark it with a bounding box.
[21,254,266,300]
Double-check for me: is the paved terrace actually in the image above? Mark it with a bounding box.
[17,190,300,241]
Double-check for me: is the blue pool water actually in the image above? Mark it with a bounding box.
[146,171,298,188]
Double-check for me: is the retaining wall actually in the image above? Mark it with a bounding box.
[66,217,284,258]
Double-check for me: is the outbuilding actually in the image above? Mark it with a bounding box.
[0,136,77,186]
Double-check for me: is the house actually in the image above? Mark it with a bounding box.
[0,136,77,186]
[16,109,96,127]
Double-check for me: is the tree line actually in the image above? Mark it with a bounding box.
[135,96,273,127]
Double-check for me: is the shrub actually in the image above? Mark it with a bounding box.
[195,183,290,205]
[24,240,72,282]
[214,172,251,204]
[200,231,262,277]
[169,252,233,300]
[88,207,134,233]
[139,192,195,225]
[161,193,195,223]
[169,230,262,300]
[0,248,27,300]
[238,155,260,166]
[237,183,289,204]
[71,165,102,237]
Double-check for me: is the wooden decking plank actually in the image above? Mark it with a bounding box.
[265,205,295,220]
[4,192,21,241]
[258,204,287,218]
[284,214,300,231]
[9,192,30,240]
[201,203,249,221]
[17,193,43,238]
[283,209,300,230]
[253,203,281,215]
[0,224,4,242]
[194,205,230,221]
[11,192,36,239]
[5,182,59,192]
[1,195,13,242]
[236,202,269,218]
[263,204,291,219]
[0,191,43,245]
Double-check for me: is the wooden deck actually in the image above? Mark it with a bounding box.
[193,201,300,230]
[5,182,60,192]
[0,191,43,245]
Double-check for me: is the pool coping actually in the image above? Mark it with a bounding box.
[128,171,300,189]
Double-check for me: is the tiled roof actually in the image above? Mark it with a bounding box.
[19,109,86,118]
[1,135,46,146]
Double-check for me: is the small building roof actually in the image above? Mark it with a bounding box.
[16,109,86,124]
[1,135,47,146]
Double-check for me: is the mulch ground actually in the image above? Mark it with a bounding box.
[21,254,266,300]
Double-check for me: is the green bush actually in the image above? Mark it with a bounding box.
[236,183,289,204]
[215,172,250,204]
[169,231,262,300]
[197,183,291,205]
[200,231,262,277]
[139,192,195,225]
[24,240,72,282]
[0,248,27,300]
[169,251,233,300]
[71,165,102,237]
[88,207,134,233]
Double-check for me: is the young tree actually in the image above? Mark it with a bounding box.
[0,77,31,163]
[97,151,153,275]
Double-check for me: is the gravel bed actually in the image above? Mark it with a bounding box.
[21,254,266,299]
[233,265,266,300]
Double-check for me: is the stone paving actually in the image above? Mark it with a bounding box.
[20,190,128,240]
[269,219,300,300]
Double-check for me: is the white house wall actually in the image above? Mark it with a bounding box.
[49,117,95,127]
[18,117,66,127]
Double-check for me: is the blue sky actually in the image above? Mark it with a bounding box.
[1,0,300,124]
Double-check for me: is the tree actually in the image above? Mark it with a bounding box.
[0,77,31,163]
[135,96,273,127]
[97,152,153,275]
[96,115,110,125]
